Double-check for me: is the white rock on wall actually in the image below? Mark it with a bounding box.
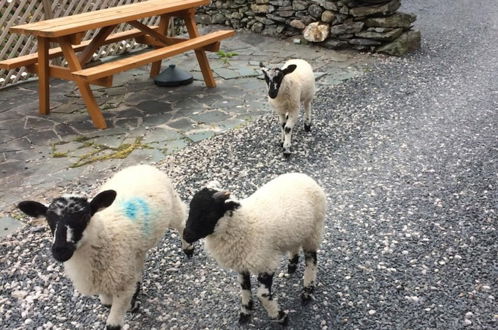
[303,22,329,42]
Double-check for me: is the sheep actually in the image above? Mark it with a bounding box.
[183,173,326,325]
[17,164,193,330]
[260,59,316,157]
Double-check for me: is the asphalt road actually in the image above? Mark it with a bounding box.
[1,0,497,329]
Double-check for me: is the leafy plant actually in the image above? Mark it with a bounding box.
[216,50,238,64]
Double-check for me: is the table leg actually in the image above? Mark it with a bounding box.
[59,38,107,129]
[150,14,170,78]
[37,37,50,115]
[184,10,216,88]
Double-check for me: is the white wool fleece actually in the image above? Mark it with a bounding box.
[205,173,326,275]
[64,164,187,296]
[268,59,316,116]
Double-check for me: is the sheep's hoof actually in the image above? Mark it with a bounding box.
[283,149,291,158]
[301,287,314,305]
[102,304,111,309]
[238,312,251,324]
[106,325,121,330]
[275,311,289,326]
[304,123,311,132]
[301,293,312,305]
[183,247,194,258]
[287,264,297,274]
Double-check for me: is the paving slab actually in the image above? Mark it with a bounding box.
[0,28,372,215]
[0,217,25,238]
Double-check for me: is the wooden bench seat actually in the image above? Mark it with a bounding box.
[0,27,159,70]
[73,30,235,82]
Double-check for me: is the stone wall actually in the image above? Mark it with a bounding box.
[196,0,420,56]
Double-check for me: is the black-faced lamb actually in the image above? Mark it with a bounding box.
[183,173,326,325]
[17,164,193,330]
[260,59,316,157]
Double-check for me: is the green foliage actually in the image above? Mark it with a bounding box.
[70,137,152,168]
[216,50,238,64]
[52,152,68,158]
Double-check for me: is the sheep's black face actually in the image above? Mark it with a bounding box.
[45,197,93,262]
[183,188,240,244]
[18,190,117,263]
[260,64,297,99]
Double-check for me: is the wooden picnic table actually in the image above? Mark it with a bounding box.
[0,0,235,129]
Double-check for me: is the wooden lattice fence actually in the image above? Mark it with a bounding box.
[0,0,163,89]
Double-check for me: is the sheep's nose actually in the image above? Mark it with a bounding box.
[269,89,278,98]
[52,245,75,262]
[183,230,195,244]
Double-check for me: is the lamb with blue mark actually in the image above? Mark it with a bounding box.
[183,173,326,325]
[17,165,193,330]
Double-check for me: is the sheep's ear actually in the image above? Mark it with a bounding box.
[18,201,47,218]
[213,191,230,201]
[90,190,117,215]
[260,63,269,75]
[213,191,240,213]
[282,64,297,75]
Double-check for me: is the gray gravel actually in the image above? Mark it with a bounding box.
[1,0,497,329]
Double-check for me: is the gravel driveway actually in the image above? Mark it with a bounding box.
[1,0,497,329]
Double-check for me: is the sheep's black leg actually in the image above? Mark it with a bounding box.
[302,251,317,304]
[130,281,141,313]
[256,272,288,325]
[287,253,299,274]
[304,99,312,132]
[278,114,287,147]
[283,112,297,157]
[238,272,253,323]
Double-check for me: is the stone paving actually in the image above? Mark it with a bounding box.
[0,29,373,235]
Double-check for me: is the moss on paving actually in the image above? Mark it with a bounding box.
[51,141,69,158]
[70,137,152,168]
[52,152,68,158]
[73,136,91,143]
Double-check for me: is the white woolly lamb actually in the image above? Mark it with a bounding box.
[17,165,193,330]
[183,173,326,325]
[260,59,316,157]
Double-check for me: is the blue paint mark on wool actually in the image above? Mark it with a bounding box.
[122,197,152,235]
[124,201,138,219]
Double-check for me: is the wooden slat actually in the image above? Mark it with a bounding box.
[59,37,107,129]
[27,64,113,87]
[10,0,209,37]
[41,0,54,19]
[184,9,216,88]
[73,30,235,81]
[136,35,221,52]
[38,37,50,115]
[0,27,159,70]
[68,32,86,45]
[150,14,171,77]
[77,25,117,64]
[128,20,170,45]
